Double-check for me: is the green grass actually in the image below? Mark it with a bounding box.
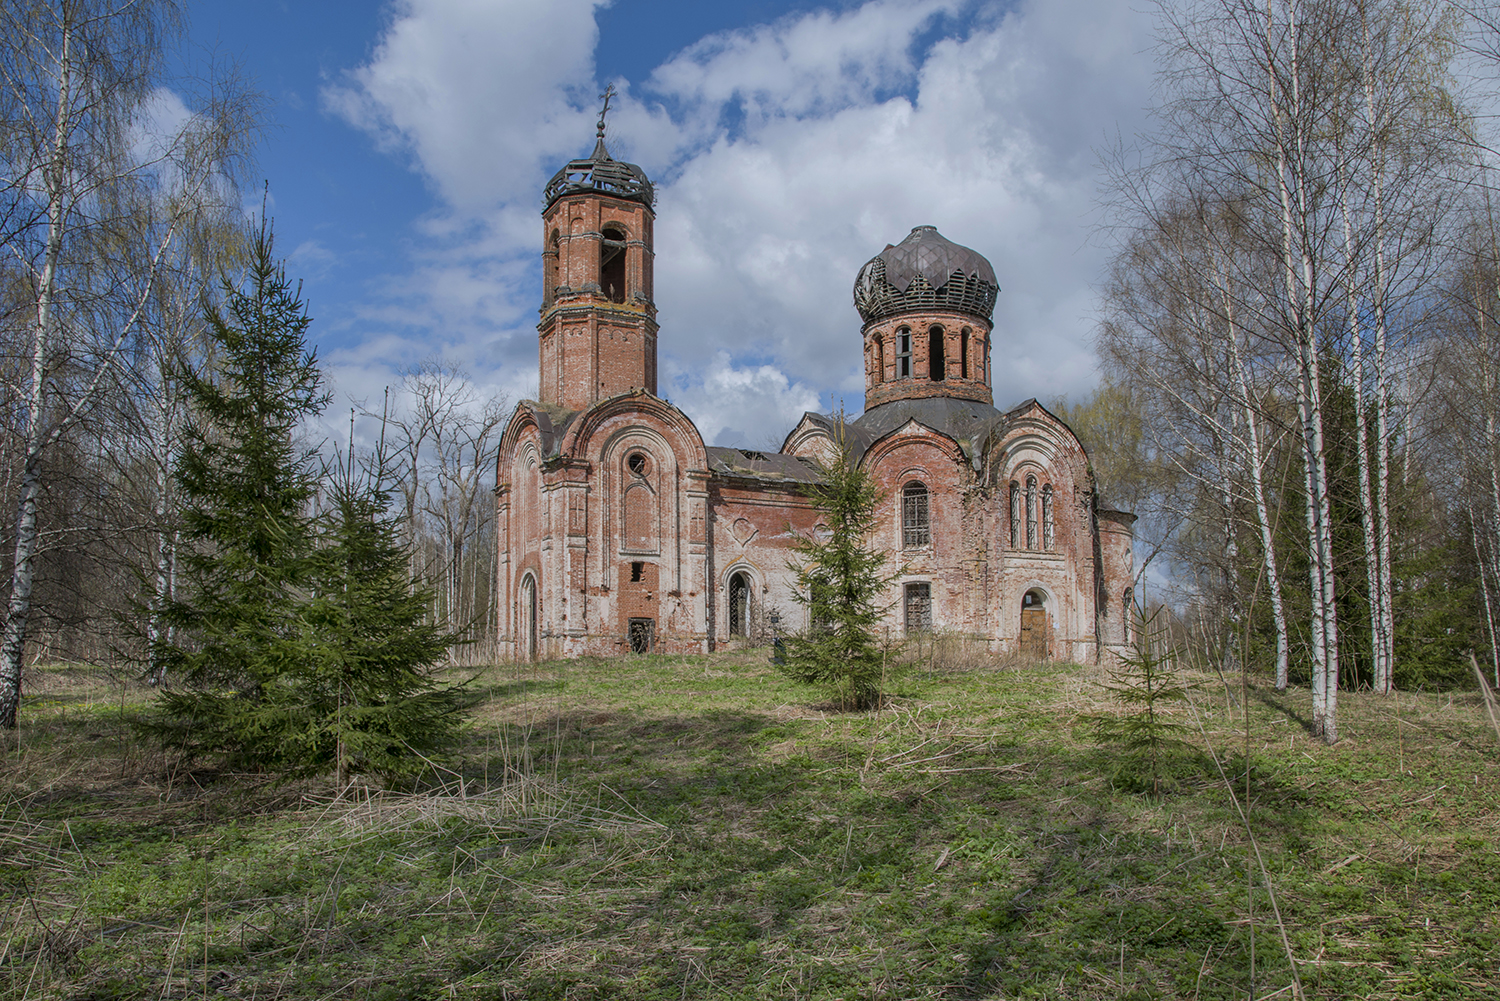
[3,646,1498,999]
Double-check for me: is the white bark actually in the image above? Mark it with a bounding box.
[0,19,73,728]
[1338,159,1388,696]
[1267,0,1338,741]
[0,0,255,727]
[1219,262,1291,689]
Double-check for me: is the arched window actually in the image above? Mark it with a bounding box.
[1122,587,1135,645]
[960,327,970,379]
[520,574,538,662]
[600,225,627,303]
[871,335,883,385]
[545,230,560,305]
[904,582,932,633]
[1026,475,1038,550]
[1042,483,1054,550]
[902,481,930,548]
[896,327,912,377]
[728,571,752,637]
[1009,481,1021,548]
[929,325,945,381]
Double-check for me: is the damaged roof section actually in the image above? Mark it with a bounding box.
[513,400,586,459]
[851,397,1004,467]
[706,447,823,484]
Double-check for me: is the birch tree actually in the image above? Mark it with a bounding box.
[1100,197,1294,688]
[0,0,257,728]
[1111,0,1470,740]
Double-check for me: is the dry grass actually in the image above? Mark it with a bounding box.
[3,653,1499,999]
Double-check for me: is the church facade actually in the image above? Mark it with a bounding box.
[495,131,1136,663]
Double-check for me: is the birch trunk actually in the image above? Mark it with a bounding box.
[1338,160,1387,696]
[1361,10,1395,694]
[1220,265,1291,689]
[1269,0,1338,741]
[0,21,72,729]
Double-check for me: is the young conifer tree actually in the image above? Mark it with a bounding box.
[145,223,469,779]
[779,420,898,710]
[294,442,472,784]
[148,220,325,710]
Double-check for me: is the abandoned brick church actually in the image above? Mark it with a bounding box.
[496,126,1136,663]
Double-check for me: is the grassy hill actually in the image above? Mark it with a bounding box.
[3,644,1498,999]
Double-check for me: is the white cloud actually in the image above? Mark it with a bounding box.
[131,88,194,166]
[647,0,958,128]
[322,0,608,210]
[663,351,823,448]
[288,239,337,280]
[324,0,1158,436]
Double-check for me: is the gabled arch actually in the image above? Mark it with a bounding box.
[859,418,968,472]
[561,391,708,470]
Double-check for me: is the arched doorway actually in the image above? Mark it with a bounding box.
[520,574,538,662]
[728,571,752,638]
[1019,588,1050,660]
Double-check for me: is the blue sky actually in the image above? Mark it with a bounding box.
[187,0,1158,447]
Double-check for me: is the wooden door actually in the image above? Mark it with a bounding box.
[1020,606,1049,659]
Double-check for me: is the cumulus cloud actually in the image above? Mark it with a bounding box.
[323,0,1156,436]
[322,0,608,210]
[648,0,959,129]
[663,352,823,448]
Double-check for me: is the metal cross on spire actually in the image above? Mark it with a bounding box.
[596,83,615,140]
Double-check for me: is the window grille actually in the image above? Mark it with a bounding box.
[896,328,912,378]
[1042,483,1054,550]
[904,582,932,633]
[1026,475,1037,550]
[728,572,751,637]
[902,482,930,547]
[1009,481,1021,548]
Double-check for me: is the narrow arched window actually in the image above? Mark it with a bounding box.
[1122,587,1134,645]
[600,224,627,303]
[872,335,883,385]
[929,325,945,381]
[1026,475,1037,550]
[520,574,538,662]
[1009,481,1021,548]
[1042,483,1054,550]
[960,327,970,379]
[896,327,912,378]
[902,481,930,547]
[544,229,560,305]
[728,571,752,637]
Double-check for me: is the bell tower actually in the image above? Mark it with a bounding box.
[538,87,658,412]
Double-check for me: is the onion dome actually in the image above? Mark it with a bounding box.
[543,135,654,211]
[853,225,998,324]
